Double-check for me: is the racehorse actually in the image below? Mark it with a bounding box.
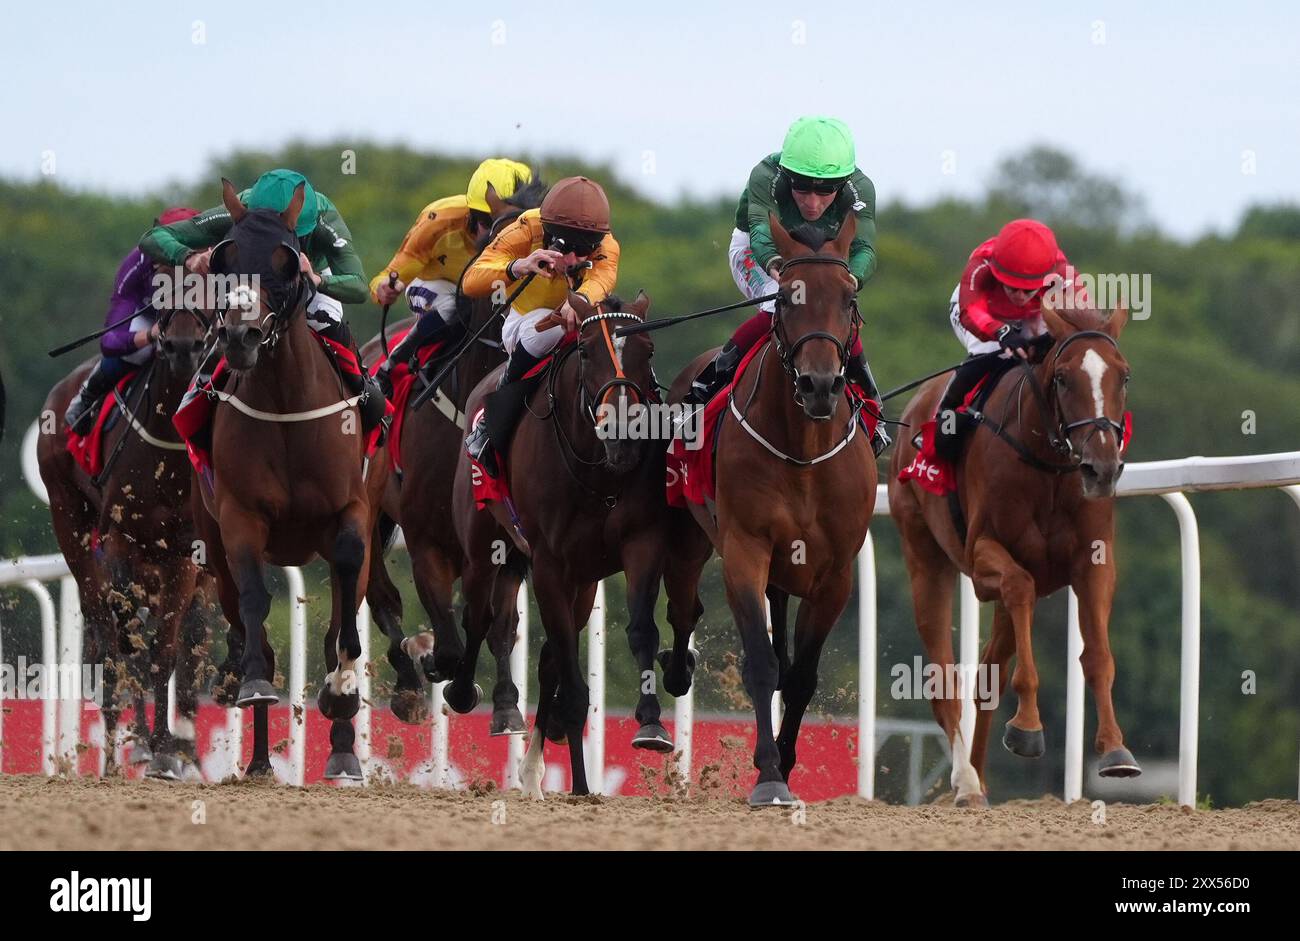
[450,291,685,796]
[664,215,876,806]
[37,274,216,779]
[888,299,1138,806]
[358,180,546,729]
[190,179,388,780]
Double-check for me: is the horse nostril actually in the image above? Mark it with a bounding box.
[796,375,816,397]
[830,375,846,396]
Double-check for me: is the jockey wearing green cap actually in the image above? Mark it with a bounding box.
[139,169,377,400]
[686,116,889,456]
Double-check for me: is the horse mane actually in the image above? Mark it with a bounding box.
[507,178,548,211]
[788,223,830,252]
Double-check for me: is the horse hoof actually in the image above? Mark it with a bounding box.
[236,679,279,709]
[391,689,429,725]
[244,759,274,780]
[748,780,798,807]
[1002,722,1045,759]
[323,752,364,782]
[444,681,483,715]
[657,649,697,697]
[490,705,527,736]
[955,791,990,809]
[631,722,674,752]
[1098,746,1142,778]
[317,684,360,721]
[145,752,184,782]
[128,742,154,766]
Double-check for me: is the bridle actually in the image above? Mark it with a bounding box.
[770,253,862,407]
[973,330,1129,473]
[538,306,651,505]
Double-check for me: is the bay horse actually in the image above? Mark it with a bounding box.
[888,300,1138,807]
[358,181,546,730]
[664,215,876,806]
[37,276,216,779]
[450,291,687,796]
[191,179,388,780]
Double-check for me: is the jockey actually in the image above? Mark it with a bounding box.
[460,176,620,472]
[370,158,536,398]
[685,115,890,457]
[139,169,379,402]
[65,207,200,434]
[930,218,1073,463]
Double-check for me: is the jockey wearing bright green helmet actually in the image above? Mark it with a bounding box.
[140,169,379,405]
[686,116,889,456]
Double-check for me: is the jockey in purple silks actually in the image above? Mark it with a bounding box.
[65,207,200,434]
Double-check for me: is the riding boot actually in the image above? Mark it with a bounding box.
[845,351,891,458]
[375,315,450,400]
[683,340,742,407]
[466,347,545,476]
[932,366,982,464]
[65,358,124,435]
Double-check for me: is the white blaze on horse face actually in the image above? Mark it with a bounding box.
[1081,349,1109,435]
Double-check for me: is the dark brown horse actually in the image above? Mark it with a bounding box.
[38,275,216,779]
[664,216,876,806]
[450,291,686,796]
[357,185,547,730]
[191,179,388,780]
[888,300,1138,806]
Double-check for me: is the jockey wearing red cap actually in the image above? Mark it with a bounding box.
[930,218,1077,462]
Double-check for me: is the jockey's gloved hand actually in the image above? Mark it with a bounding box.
[996,323,1032,358]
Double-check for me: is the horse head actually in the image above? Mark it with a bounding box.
[574,290,654,475]
[768,213,860,421]
[211,177,306,370]
[1040,299,1131,498]
[151,266,210,377]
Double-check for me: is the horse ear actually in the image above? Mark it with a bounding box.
[768,212,800,263]
[1040,297,1074,340]
[568,291,595,317]
[629,289,651,318]
[221,178,246,223]
[210,239,237,276]
[1101,304,1128,339]
[281,182,306,234]
[831,213,856,259]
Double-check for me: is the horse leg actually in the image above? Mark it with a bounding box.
[775,578,850,782]
[102,538,154,766]
[970,603,1016,789]
[485,552,527,736]
[443,551,495,716]
[971,537,1043,759]
[318,508,369,783]
[168,590,209,781]
[519,639,559,799]
[221,509,276,777]
[144,562,199,781]
[532,560,588,795]
[624,539,671,752]
[660,523,706,698]
[567,581,599,793]
[722,537,789,806]
[408,539,465,683]
[897,512,984,805]
[767,586,791,691]
[1072,554,1140,777]
[366,516,427,724]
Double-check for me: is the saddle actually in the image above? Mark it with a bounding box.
[65,368,144,478]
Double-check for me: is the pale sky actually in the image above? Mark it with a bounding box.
[2,0,1296,238]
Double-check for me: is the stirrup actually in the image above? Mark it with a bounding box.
[66,396,100,435]
[871,423,892,459]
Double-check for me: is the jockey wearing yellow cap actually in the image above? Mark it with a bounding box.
[372,158,536,397]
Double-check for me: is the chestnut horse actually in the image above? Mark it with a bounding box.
[451,292,686,796]
[664,216,876,806]
[888,301,1138,807]
[191,179,388,780]
[358,183,545,729]
[38,280,216,779]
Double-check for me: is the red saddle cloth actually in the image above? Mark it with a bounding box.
[367,327,447,474]
[666,340,880,508]
[65,370,140,477]
[172,334,391,482]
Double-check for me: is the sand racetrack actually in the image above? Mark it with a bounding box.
[0,775,1296,851]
